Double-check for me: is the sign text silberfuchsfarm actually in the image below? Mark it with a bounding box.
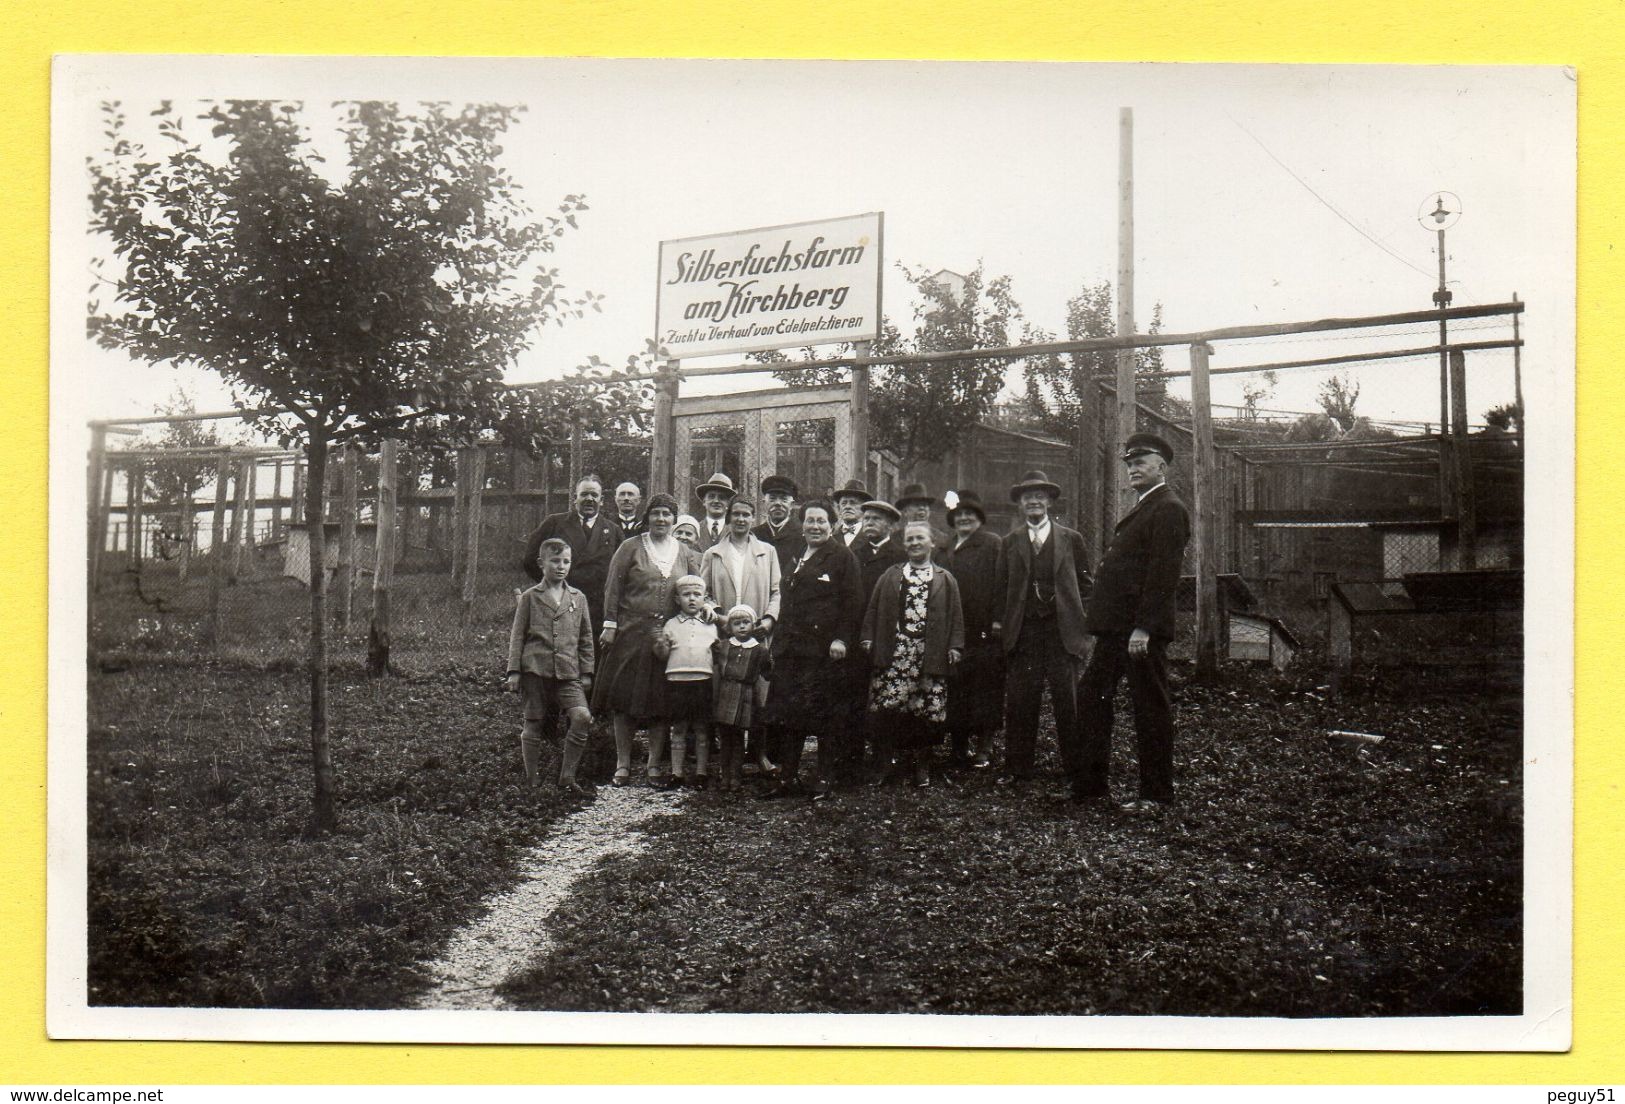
[656,212,882,359]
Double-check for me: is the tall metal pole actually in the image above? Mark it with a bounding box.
[1435,225,1453,511]
[1113,107,1137,523]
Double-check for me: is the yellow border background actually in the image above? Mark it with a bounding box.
[4,0,1618,1085]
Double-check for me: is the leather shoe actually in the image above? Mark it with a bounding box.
[994,773,1027,787]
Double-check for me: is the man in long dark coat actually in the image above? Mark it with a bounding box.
[991,470,1093,790]
[938,489,1004,768]
[1076,432,1191,808]
[519,476,622,636]
[753,473,805,571]
[850,499,905,782]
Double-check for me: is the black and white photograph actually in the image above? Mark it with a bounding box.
[47,56,1573,1048]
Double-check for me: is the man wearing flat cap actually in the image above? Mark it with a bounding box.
[991,470,1093,789]
[1076,432,1191,809]
[753,473,805,573]
[694,471,737,548]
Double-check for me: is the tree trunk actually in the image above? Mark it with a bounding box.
[367,439,397,677]
[305,434,337,834]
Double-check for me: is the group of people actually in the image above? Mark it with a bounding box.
[506,432,1191,809]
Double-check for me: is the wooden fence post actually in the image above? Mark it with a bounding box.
[208,453,230,647]
[450,448,468,584]
[228,457,248,581]
[87,425,107,619]
[650,365,674,496]
[271,459,284,541]
[368,439,398,677]
[1449,348,1477,569]
[461,447,485,622]
[128,461,145,567]
[850,342,870,484]
[337,445,359,632]
[568,424,583,501]
[1189,342,1220,678]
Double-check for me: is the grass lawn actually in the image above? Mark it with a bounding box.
[86,656,598,1009]
[500,667,1522,1016]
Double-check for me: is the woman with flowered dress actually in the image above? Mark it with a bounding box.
[860,520,965,787]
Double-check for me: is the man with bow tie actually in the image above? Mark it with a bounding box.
[990,470,1093,791]
[830,478,870,547]
[1075,433,1191,810]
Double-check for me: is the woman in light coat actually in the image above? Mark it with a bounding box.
[699,496,781,774]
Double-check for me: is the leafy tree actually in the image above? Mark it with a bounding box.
[88,99,600,831]
[139,387,220,579]
[768,262,1020,470]
[1483,400,1523,435]
[1019,281,1169,438]
[1240,370,1279,421]
[1317,371,1362,433]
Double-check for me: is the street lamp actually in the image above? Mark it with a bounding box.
[1423,196,1462,438]
[1419,192,1462,505]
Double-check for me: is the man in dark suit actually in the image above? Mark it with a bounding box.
[694,472,737,548]
[1076,433,1192,809]
[613,481,646,538]
[752,473,804,572]
[991,470,1093,789]
[519,476,623,636]
[831,478,870,548]
[851,499,905,602]
[850,498,905,782]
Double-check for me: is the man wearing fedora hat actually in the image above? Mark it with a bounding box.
[694,471,737,548]
[831,478,870,548]
[850,497,906,781]
[991,470,1093,789]
[1077,432,1191,809]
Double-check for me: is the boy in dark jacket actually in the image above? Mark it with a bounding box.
[507,538,596,796]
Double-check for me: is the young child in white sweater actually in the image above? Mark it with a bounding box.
[652,574,717,789]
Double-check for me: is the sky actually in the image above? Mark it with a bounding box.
[52,57,1575,434]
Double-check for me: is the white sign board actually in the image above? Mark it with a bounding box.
[656,212,883,359]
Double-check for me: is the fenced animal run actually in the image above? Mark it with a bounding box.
[86,300,1527,680]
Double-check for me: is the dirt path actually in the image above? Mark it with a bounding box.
[413,785,689,1011]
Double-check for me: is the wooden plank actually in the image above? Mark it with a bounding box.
[368,439,397,677]
[1450,348,1477,569]
[228,457,249,581]
[1126,339,1523,383]
[650,362,678,496]
[208,454,229,647]
[849,341,870,484]
[1114,106,1137,527]
[461,447,485,619]
[672,382,850,416]
[1189,342,1220,678]
[450,447,468,583]
[128,460,144,566]
[88,425,107,600]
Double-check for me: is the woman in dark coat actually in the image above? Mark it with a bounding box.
[937,489,1006,768]
[862,520,966,786]
[593,493,705,785]
[757,500,864,800]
